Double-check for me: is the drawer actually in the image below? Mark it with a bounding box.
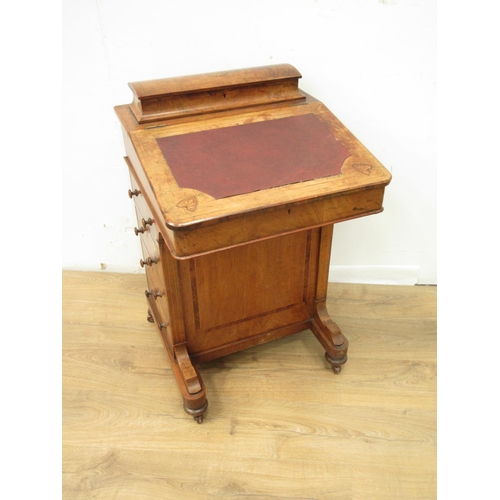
[129,175,161,244]
[135,199,160,243]
[128,168,172,345]
[144,264,170,318]
[137,235,164,301]
[137,225,160,261]
[144,264,173,343]
[131,200,160,247]
[145,280,174,355]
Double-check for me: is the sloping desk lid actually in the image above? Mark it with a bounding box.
[127,103,390,230]
[117,64,391,233]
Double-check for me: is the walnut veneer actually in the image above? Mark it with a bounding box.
[115,64,391,422]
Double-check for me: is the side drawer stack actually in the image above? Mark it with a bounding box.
[128,169,173,353]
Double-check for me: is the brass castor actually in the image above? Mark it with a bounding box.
[194,415,204,424]
[332,365,342,374]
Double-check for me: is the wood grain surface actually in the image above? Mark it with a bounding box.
[115,64,391,260]
[62,271,436,499]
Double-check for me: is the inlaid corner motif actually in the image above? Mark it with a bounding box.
[176,196,198,212]
[352,164,373,176]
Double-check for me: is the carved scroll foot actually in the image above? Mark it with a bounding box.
[172,344,208,423]
[146,294,207,422]
[310,302,349,373]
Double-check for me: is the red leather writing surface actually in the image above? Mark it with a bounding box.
[156,114,350,199]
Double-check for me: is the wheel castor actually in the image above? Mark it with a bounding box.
[325,353,347,374]
[185,400,208,424]
[147,309,154,323]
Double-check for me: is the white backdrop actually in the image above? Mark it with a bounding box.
[62,0,436,284]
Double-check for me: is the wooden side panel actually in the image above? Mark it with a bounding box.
[196,232,307,330]
[185,231,313,357]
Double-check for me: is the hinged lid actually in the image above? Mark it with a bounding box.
[115,64,392,258]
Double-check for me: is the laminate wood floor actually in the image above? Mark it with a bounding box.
[62,271,436,499]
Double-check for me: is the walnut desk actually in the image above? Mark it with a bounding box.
[114,64,391,423]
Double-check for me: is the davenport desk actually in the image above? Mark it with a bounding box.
[114,64,391,423]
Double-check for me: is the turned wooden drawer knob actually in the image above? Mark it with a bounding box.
[142,217,154,228]
[134,226,145,235]
[128,189,141,198]
[145,289,163,299]
[139,257,158,267]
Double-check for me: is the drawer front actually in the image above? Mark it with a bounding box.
[129,174,161,245]
[129,171,172,340]
[145,278,174,357]
[145,263,174,352]
[129,172,162,267]
[138,227,160,265]
[127,165,175,355]
[144,263,171,327]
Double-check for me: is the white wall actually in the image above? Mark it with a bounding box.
[62,0,436,284]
